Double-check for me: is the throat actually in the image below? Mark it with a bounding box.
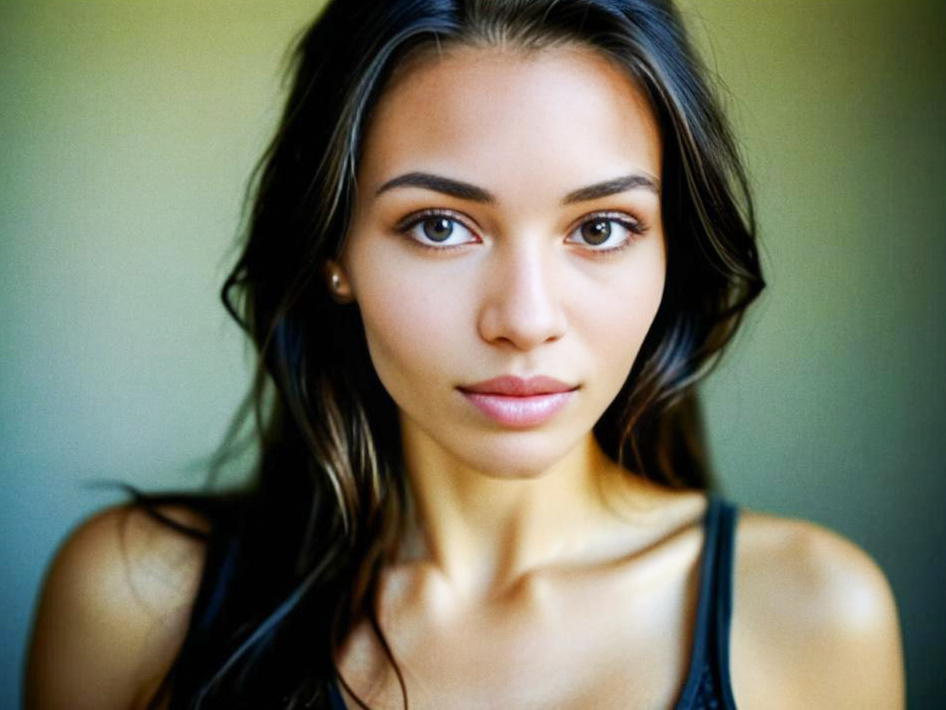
[399,435,630,597]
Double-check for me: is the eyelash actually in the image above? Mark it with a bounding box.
[395,209,647,254]
[395,209,480,252]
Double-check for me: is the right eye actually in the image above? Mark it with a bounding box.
[398,211,479,249]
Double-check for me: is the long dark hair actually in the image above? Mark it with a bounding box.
[142,0,763,706]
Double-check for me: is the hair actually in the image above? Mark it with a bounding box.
[140,0,764,707]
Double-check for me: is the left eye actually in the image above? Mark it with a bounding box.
[566,216,642,250]
[400,213,478,248]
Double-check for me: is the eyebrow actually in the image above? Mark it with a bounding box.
[562,174,660,203]
[374,171,660,204]
[376,172,496,203]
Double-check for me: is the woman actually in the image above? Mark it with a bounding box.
[25,0,904,707]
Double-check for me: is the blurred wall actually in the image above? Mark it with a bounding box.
[0,2,320,707]
[2,0,943,707]
[682,2,946,707]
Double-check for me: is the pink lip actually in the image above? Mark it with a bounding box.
[459,375,575,396]
[458,376,578,427]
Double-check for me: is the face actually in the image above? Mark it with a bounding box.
[339,43,666,478]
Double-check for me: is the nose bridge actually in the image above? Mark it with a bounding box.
[478,236,566,350]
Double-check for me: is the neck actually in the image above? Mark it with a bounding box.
[398,420,639,599]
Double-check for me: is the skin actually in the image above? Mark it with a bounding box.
[25,44,904,709]
[338,43,668,595]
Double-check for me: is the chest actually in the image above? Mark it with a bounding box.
[337,563,701,709]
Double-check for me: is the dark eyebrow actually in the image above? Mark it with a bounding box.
[375,172,496,203]
[562,174,660,204]
[374,171,660,205]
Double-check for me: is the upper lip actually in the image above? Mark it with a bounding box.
[458,375,577,396]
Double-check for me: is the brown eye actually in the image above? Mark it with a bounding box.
[565,213,644,252]
[399,211,478,249]
[580,219,612,245]
[423,217,454,242]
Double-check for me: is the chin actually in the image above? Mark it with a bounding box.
[451,433,583,480]
[476,463,553,480]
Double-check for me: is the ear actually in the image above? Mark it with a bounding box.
[323,260,354,303]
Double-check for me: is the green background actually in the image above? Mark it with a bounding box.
[2,0,943,706]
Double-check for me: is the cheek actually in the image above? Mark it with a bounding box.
[580,258,666,383]
[352,263,468,395]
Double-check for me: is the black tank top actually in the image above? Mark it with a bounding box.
[329,497,739,709]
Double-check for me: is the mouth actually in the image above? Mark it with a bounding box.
[458,375,577,396]
[457,376,578,427]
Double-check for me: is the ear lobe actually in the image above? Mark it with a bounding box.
[323,260,353,303]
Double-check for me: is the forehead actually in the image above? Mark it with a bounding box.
[357,43,662,201]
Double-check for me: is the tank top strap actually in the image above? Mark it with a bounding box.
[329,497,741,710]
[675,495,739,709]
[328,679,348,710]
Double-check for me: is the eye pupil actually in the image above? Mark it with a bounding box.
[581,219,611,245]
[423,217,454,242]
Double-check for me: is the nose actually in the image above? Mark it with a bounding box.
[477,241,567,351]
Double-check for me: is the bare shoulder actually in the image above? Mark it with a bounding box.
[729,510,905,710]
[25,503,208,710]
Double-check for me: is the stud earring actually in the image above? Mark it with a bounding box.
[324,261,352,302]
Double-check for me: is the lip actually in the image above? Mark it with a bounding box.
[458,376,578,427]
[459,375,576,396]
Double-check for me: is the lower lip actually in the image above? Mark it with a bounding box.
[460,390,575,427]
